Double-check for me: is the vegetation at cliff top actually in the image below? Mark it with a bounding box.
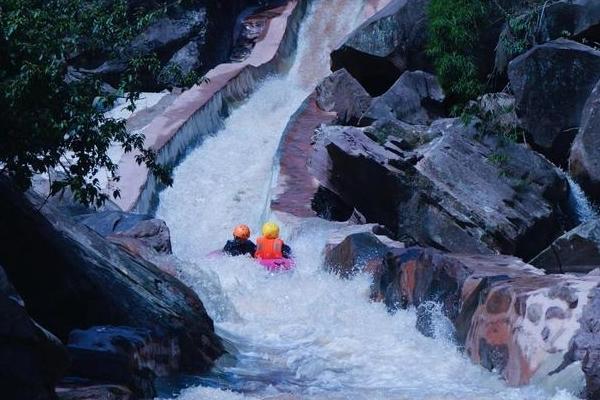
[0,0,176,206]
[427,0,492,106]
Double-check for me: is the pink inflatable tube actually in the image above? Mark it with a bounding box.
[206,250,295,271]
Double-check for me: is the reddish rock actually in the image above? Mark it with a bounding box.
[373,247,600,387]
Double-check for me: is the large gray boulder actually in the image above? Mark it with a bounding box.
[496,0,600,74]
[361,70,444,126]
[75,211,173,256]
[508,39,600,165]
[531,220,600,274]
[310,118,568,259]
[0,178,224,374]
[315,69,372,125]
[570,80,600,202]
[0,265,68,400]
[330,0,429,95]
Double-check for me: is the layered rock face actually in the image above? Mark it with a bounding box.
[311,117,567,259]
[0,178,224,394]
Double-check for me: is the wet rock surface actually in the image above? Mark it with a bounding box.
[66,326,176,397]
[323,224,403,278]
[508,39,600,166]
[370,246,599,386]
[531,220,600,274]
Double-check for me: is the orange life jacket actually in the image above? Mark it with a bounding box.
[255,236,284,259]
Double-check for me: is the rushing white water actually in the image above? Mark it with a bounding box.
[156,1,582,399]
[566,175,599,225]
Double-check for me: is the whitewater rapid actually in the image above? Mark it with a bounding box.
[156,1,583,399]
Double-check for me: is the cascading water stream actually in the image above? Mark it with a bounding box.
[156,1,582,399]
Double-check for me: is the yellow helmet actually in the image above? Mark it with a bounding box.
[262,222,280,239]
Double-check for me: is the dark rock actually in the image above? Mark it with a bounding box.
[161,40,203,83]
[108,219,173,255]
[67,326,174,397]
[531,220,600,274]
[315,69,372,125]
[323,226,402,278]
[0,265,69,400]
[311,118,568,258]
[537,0,600,42]
[570,80,600,202]
[508,39,600,165]
[331,0,429,95]
[555,286,600,399]
[0,178,224,374]
[131,11,207,56]
[361,71,445,126]
[56,384,132,400]
[496,0,600,74]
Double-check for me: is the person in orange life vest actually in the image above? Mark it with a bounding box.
[255,222,292,259]
[223,224,256,257]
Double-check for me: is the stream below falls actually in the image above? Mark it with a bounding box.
[155,1,585,399]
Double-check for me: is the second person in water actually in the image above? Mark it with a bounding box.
[223,222,291,259]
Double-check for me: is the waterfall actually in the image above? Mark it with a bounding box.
[566,175,598,225]
[155,1,582,399]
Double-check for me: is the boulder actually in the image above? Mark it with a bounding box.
[331,0,429,95]
[361,71,445,125]
[310,118,568,259]
[81,9,208,82]
[496,0,600,74]
[315,69,372,125]
[570,80,600,202]
[536,0,600,43]
[373,247,600,387]
[161,40,203,83]
[531,220,600,274]
[66,326,174,397]
[0,178,224,374]
[508,39,600,165]
[0,265,69,400]
[75,211,173,269]
[323,224,403,278]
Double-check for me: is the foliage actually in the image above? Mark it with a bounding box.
[0,0,176,206]
[426,0,493,105]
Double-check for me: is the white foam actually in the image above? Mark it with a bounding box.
[156,1,583,399]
